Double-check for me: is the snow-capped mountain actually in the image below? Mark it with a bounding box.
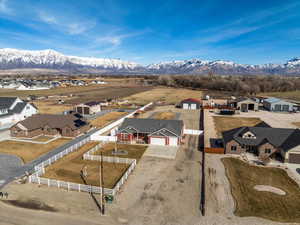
[0,48,299,75]
[0,48,141,72]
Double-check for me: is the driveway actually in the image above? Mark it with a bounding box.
[0,154,23,185]
[144,145,179,159]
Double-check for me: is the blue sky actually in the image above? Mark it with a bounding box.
[0,0,299,65]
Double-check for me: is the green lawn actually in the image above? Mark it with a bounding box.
[222,158,300,222]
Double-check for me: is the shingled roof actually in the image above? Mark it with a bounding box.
[17,114,87,131]
[222,126,300,152]
[118,118,184,137]
[0,97,18,109]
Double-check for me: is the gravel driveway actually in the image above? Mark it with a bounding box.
[0,154,23,184]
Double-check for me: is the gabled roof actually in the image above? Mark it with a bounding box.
[181,98,201,104]
[0,97,17,109]
[118,118,184,137]
[11,102,27,114]
[222,126,300,152]
[85,101,100,106]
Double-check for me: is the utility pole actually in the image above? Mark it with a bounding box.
[101,152,105,215]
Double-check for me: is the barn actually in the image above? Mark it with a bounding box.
[180,98,201,110]
[263,98,295,112]
[117,118,184,146]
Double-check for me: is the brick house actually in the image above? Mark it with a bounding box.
[10,114,90,138]
[117,118,184,146]
[222,122,300,164]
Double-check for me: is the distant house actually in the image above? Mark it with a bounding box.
[74,101,101,115]
[10,114,89,138]
[236,98,259,112]
[0,97,38,127]
[263,97,295,112]
[117,118,184,146]
[222,123,300,164]
[180,98,201,110]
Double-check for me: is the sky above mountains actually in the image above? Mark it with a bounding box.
[0,0,299,65]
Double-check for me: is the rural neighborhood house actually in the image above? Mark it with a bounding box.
[74,101,101,115]
[117,118,184,146]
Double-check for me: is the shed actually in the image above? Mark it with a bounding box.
[237,98,259,112]
[263,98,295,112]
[180,98,201,110]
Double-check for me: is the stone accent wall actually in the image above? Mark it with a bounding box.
[258,142,277,158]
[225,139,245,154]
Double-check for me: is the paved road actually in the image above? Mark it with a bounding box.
[0,128,98,189]
[0,154,23,185]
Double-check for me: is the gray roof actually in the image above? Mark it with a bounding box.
[118,118,184,137]
[0,97,17,109]
[222,126,300,152]
[11,102,27,114]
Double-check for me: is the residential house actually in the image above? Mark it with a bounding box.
[263,97,295,112]
[117,118,184,146]
[180,98,201,110]
[74,101,101,115]
[0,97,38,127]
[10,114,89,138]
[222,123,300,164]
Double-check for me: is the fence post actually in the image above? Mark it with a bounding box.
[78,184,81,192]
[48,179,50,187]
[68,182,70,191]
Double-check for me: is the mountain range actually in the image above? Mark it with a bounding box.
[0,48,299,75]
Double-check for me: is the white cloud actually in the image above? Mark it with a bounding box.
[0,0,11,14]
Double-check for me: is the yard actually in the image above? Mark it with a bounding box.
[124,87,202,105]
[222,158,300,222]
[153,111,176,120]
[42,142,130,189]
[93,143,147,161]
[0,138,71,163]
[213,116,262,137]
[90,111,128,128]
[32,100,73,114]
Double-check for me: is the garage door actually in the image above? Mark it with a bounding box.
[274,104,281,111]
[289,153,300,164]
[183,103,189,109]
[151,137,166,146]
[190,104,197,110]
[169,137,178,146]
[282,105,289,112]
[83,107,90,114]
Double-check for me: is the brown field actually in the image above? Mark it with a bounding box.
[213,116,262,137]
[0,138,70,163]
[42,142,129,189]
[292,122,300,127]
[0,85,152,105]
[32,100,73,114]
[124,87,202,105]
[90,111,128,128]
[262,91,300,102]
[153,111,176,120]
[31,136,54,142]
[222,158,300,222]
[93,143,147,161]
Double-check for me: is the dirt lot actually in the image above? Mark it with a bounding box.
[124,87,202,105]
[32,100,73,114]
[93,143,147,161]
[213,116,262,137]
[222,157,300,223]
[90,112,128,128]
[42,142,129,189]
[0,138,70,163]
[153,111,176,120]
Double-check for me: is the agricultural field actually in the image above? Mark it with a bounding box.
[93,143,147,161]
[42,141,129,189]
[0,138,71,163]
[222,158,300,223]
[124,87,202,105]
[213,116,262,137]
[90,111,128,128]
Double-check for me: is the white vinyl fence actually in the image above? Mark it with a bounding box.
[97,136,117,142]
[29,142,137,196]
[184,129,203,135]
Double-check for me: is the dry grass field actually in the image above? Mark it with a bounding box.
[32,100,73,114]
[93,143,147,161]
[0,138,70,163]
[124,87,202,105]
[42,141,129,189]
[31,136,54,142]
[90,111,128,128]
[262,91,300,102]
[292,122,300,127]
[153,111,176,120]
[213,116,262,137]
[222,158,300,222]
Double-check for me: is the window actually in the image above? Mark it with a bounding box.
[231,146,237,151]
[265,149,271,154]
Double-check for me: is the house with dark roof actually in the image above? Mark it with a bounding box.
[0,97,38,127]
[74,101,101,115]
[222,123,300,164]
[117,118,184,146]
[180,98,201,110]
[10,114,89,138]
